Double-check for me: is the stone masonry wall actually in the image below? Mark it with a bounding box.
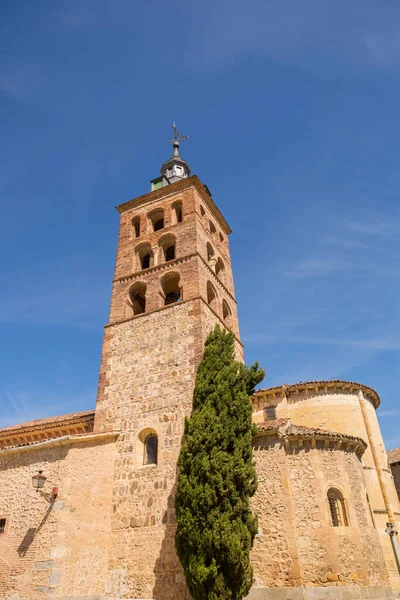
[95,297,241,600]
[251,433,389,595]
[0,437,115,599]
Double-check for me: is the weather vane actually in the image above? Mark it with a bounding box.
[165,122,189,154]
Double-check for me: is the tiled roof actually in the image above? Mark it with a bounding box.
[0,432,95,451]
[252,379,380,408]
[388,448,400,465]
[0,410,95,437]
[256,418,367,450]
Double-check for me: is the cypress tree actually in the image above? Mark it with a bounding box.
[175,326,265,600]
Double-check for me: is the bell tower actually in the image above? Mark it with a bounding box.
[94,126,242,598]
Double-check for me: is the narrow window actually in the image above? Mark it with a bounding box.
[142,253,151,270]
[327,488,348,527]
[132,217,140,238]
[264,406,277,421]
[0,518,6,534]
[207,242,215,262]
[219,232,224,242]
[200,205,205,216]
[209,221,216,235]
[165,245,175,261]
[144,434,158,465]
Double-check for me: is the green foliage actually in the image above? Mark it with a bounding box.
[175,326,265,600]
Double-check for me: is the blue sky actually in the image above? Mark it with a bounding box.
[1,0,400,448]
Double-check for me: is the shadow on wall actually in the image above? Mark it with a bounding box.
[152,466,189,600]
[17,502,54,556]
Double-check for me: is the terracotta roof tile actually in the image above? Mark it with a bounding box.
[256,418,367,449]
[252,379,380,408]
[0,410,95,437]
[388,448,400,465]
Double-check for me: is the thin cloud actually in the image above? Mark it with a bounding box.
[343,217,397,237]
[378,410,400,418]
[244,333,400,351]
[187,0,400,72]
[0,71,38,100]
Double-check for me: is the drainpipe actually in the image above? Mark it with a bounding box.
[357,390,395,522]
[386,523,400,572]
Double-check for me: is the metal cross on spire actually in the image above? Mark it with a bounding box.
[165,122,189,156]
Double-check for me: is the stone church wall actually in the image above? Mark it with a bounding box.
[251,433,391,600]
[0,436,116,599]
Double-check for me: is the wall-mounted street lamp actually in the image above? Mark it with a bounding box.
[32,470,58,502]
[32,470,47,491]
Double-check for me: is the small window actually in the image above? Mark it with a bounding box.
[209,221,216,235]
[219,232,224,242]
[144,434,158,465]
[132,217,140,238]
[200,205,205,216]
[327,488,348,527]
[264,406,276,421]
[0,518,6,534]
[207,242,215,262]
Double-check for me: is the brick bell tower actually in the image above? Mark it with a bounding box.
[94,125,243,599]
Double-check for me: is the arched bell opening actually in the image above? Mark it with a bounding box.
[206,281,218,310]
[215,257,225,278]
[161,271,181,306]
[222,299,232,328]
[148,208,165,232]
[172,201,183,224]
[129,282,147,315]
[135,242,154,271]
[159,233,176,264]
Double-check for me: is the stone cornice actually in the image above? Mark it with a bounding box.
[254,419,367,458]
[252,380,380,409]
[116,175,232,235]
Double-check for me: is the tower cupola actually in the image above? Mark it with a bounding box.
[151,123,191,190]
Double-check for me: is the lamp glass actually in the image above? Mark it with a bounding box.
[32,472,47,490]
